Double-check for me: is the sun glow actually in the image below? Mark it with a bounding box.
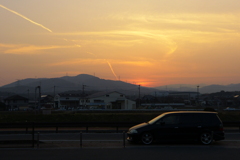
[125,79,153,87]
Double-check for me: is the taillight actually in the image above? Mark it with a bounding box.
[219,124,224,131]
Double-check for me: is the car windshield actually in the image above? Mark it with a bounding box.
[148,114,166,124]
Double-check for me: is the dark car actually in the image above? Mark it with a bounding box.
[127,111,224,145]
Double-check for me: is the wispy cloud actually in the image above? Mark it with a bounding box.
[55,30,178,54]
[0,43,76,54]
[49,59,106,66]
[49,58,153,67]
[116,60,153,66]
[108,12,240,26]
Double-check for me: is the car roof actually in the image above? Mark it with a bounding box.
[163,111,217,115]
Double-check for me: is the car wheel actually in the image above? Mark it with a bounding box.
[200,132,213,145]
[141,132,153,145]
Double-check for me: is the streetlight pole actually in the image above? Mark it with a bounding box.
[35,86,41,111]
[138,85,141,108]
[197,85,199,106]
[54,86,56,96]
[197,86,199,98]
[82,84,87,109]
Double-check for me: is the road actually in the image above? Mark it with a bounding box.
[0,132,240,160]
[1,144,240,160]
[0,131,240,148]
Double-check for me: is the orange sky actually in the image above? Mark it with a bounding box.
[0,0,240,87]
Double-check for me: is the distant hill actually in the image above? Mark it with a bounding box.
[1,74,239,97]
[0,74,157,96]
[200,84,240,93]
[155,83,240,93]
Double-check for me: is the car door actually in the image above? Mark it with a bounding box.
[177,114,202,141]
[153,114,181,141]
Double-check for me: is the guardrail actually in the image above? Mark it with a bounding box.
[0,122,139,134]
[0,122,137,148]
[0,121,238,130]
[0,121,240,133]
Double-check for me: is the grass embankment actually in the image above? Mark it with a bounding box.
[0,111,239,123]
[0,111,161,123]
[218,111,240,121]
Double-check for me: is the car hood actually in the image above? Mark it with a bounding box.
[129,122,149,130]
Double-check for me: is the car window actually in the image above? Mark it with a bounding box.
[191,114,202,124]
[160,114,180,125]
[179,115,191,124]
[200,113,220,124]
[179,114,201,124]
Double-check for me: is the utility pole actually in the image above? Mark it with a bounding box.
[197,86,200,99]
[82,84,86,96]
[27,89,29,100]
[35,86,41,111]
[154,91,157,107]
[82,85,87,108]
[197,85,200,106]
[53,85,56,109]
[138,85,141,108]
[54,86,56,96]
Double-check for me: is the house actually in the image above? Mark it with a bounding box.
[54,93,82,110]
[40,95,54,109]
[4,95,29,111]
[81,91,136,110]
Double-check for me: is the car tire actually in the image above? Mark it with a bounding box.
[141,132,153,145]
[200,132,213,145]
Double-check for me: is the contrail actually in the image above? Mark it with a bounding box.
[87,52,119,80]
[0,4,52,32]
[106,60,118,80]
[1,4,119,80]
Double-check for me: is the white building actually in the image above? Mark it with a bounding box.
[81,91,136,110]
[54,93,81,110]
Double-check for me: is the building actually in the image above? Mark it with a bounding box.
[152,91,169,97]
[81,91,136,110]
[54,93,81,110]
[169,92,199,100]
[4,95,29,111]
[40,95,54,109]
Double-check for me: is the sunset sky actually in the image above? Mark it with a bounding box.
[0,0,240,87]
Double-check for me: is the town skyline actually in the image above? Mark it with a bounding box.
[1,1,240,87]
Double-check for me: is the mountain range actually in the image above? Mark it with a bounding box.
[0,74,240,96]
[0,74,156,96]
[155,83,240,93]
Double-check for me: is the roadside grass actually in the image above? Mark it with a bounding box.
[0,110,240,123]
[0,112,161,123]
